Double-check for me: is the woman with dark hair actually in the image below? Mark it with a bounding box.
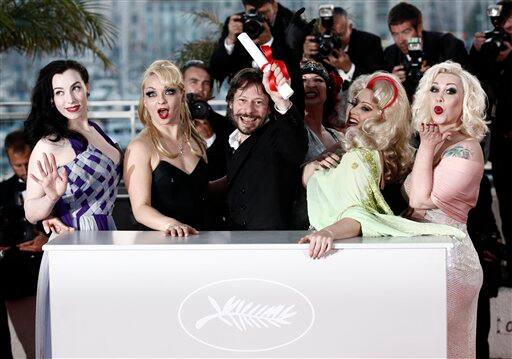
[124,60,208,236]
[23,60,121,358]
[301,60,343,162]
[24,60,121,230]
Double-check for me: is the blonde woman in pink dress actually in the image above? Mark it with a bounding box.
[405,61,488,358]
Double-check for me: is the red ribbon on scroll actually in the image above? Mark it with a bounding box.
[260,45,290,92]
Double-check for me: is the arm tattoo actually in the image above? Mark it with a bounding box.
[442,144,472,160]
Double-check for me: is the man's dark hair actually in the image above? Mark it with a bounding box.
[181,59,212,79]
[242,0,273,8]
[333,7,348,18]
[387,2,423,30]
[497,1,512,27]
[226,68,270,105]
[4,130,30,154]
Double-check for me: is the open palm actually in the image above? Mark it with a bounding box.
[31,152,68,201]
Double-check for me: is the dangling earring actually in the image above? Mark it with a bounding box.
[87,92,90,98]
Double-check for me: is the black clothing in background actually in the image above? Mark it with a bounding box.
[340,28,387,90]
[226,105,307,230]
[209,3,306,112]
[469,42,512,283]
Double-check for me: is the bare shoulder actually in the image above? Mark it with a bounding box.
[30,137,69,159]
[125,132,153,162]
[442,138,483,161]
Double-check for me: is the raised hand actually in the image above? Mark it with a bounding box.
[418,123,451,150]
[262,63,291,110]
[30,152,68,202]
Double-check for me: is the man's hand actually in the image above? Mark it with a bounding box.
[392,65,407,82]
[473,32,486,52]
[324,49,352,73]
[497,41,512,62]
[227,14,243,44]
[303,35,319,59]
[17,233,48,252]
[262,63,292,110]
[254,21,272,45]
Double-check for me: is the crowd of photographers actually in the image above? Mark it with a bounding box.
[1,0,511,357]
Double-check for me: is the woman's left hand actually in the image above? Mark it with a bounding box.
[299,229,334,259]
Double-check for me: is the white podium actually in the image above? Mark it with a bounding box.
[44,231,452,358]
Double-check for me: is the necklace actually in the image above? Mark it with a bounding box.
[178,141,184,156]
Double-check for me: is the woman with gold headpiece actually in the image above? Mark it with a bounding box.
[124,60,208,236]
[299,72,465,257]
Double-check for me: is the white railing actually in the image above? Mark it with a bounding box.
[0,99,228,141]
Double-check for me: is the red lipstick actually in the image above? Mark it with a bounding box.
[434,106,443,115]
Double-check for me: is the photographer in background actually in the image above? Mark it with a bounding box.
[209,0,307,112]
[0,130,47,359]
[182,60,231,181]
[384,2,468,100]
[303,6,386,91]
[182,60,231,229]
[470,1,512,288]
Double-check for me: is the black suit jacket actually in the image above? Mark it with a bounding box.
[209,3,305,111]
[226,105,307,230]
[345,28,387,88]
[0,175,42,299]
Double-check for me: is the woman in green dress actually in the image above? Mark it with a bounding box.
[299,72,464,259]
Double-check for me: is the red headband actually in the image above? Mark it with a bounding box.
[366,75,399,110]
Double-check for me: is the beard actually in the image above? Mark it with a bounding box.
[227,106,267,135]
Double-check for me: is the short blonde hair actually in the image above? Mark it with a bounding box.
[138,60,206,160]
[412,61,488,141]
[344,72,414,183]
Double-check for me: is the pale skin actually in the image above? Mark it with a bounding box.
[408,73,483,209]
[124,74,201,237]
[300,88,385,258]
[24,69,120,227]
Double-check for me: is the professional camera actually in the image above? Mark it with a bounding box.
[314,4,342,59]
[403,37,424,84]
[241,8,266,39]
[482,4,512,57]
[186,93,211,120]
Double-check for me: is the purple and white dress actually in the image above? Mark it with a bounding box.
[36,121,121,357]
[53,122,120,230]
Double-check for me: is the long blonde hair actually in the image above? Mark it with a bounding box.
[412,61,488,141]
[138,59,206,160]
[344,72,414,183]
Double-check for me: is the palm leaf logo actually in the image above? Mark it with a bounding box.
[195,296,297,332]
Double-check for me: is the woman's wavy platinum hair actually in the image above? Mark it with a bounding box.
[344,72,414,183]
[412,61,488,141]
[138,59,206,160]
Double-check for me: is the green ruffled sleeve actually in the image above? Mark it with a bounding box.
[307,148,465,238]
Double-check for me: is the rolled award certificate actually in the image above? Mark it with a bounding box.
[237,32,294,100]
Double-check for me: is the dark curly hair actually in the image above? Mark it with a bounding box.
[24,60,89,147]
